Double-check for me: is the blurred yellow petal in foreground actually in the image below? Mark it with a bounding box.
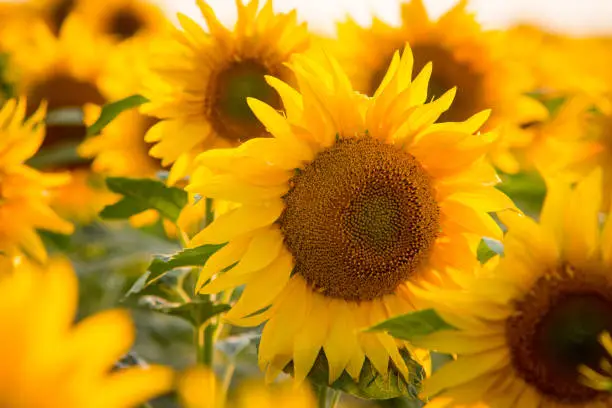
[178,367,315,408]
[0,255,174,408]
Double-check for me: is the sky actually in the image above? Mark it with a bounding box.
[157,0,612,36]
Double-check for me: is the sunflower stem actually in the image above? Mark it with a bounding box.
[198,323,216,367]
[204,198,214,227]
[329,390,342,408]
[317,385,328,408]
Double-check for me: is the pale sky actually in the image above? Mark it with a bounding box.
[156,0,612,36]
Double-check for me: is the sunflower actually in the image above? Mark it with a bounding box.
[0,254,174,408]
[332,0,547,174]
[74,0,169,44]
[0,98,73,263]
[580,331,612,392]
[141,0,311,185]
[13,0,79,36]
[506,24,612,101]
[178,367,316,408]
[186,45,513,384]
[526,95,612,209]
[8,14,118,221]
[413,170,612,407]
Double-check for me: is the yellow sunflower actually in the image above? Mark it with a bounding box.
[178,367,316,408]
[580,331,612,392]
[0,98,73,262]
[333,0,547,174]
[526,94,612,209]
[20,0,79,36]
[413,169,612,407]
[73,0,170,43]
[8,14,119,221]
[141,0,311,185]
[506,24,612,101]
[0,254,174,408]
[186,45,513,384]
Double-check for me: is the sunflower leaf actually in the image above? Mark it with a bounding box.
[288,349,425,400]
[159,299,231,327]
[145,244,226,285]
[477,237,504,264]
[367,309,456,341]
[100,177,187,222]
[86,94,149,136]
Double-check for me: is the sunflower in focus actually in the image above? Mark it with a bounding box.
[0,255,174,408]
[414,170,612,407]
[178,367,316,408]
[0,98,73,262]
[141,0,311,185]
[187,46,513,384]
[333,0,547,174]
[74,0,170,43]
[8,15,118,222]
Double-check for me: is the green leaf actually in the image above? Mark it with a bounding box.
[496,171,546,217]
[86,94,149,136]
[146,244,226,285]
[289,350,425,400]
[367,309,455,341]
[161,299,230,327]
[101,177,188,222]
[477,237,504,264]
[122,269,188,306]
[26,139,89,169]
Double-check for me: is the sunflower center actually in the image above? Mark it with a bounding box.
[209,60,281,143]
[506,265,612,404]
[29,74,106,157]
[279,137,440,301]
[369,44,484,122]
[109,8,144,40]
[50,0,75,35]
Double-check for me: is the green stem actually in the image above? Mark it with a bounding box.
[205,198,214,227]
[329,390,341,408]
[317,385,328,408]
[221,362,236,401]
[194,324,205,365]
[203,323,216,366]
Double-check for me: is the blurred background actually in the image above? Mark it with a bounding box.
[160,0,612,35]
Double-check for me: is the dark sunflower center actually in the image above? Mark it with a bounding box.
[50,0,75,35]
[506,265,612,404]
[109,8,144,40]
[369,44,484,123]
[28,74,105,167]
[279,137,440,301]
[208,60,281,143]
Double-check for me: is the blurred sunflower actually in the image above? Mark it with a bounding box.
[415,170,612,407]
[527,95,612,208]
[141,0,311,185]
[0,255,174,408]
[178,367,316,408]
[580,331,612,392]
[0,98,73,263]
[333,0,547,174]
[22,0,79,35]
[8,15,118,222]
[75,0,170,43]
[506,24,612,101]
[187,46,513,384]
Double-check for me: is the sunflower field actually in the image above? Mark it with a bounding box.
[2,0,612,407]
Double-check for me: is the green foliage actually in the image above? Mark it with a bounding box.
[496,171,547,217]
[294,350,425,400]
[146,244,226,285]
[477,237,504,264]
[101,177,188,222]
[367,309,455,341]
[122,269,229,327]
[86,94,149,136]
